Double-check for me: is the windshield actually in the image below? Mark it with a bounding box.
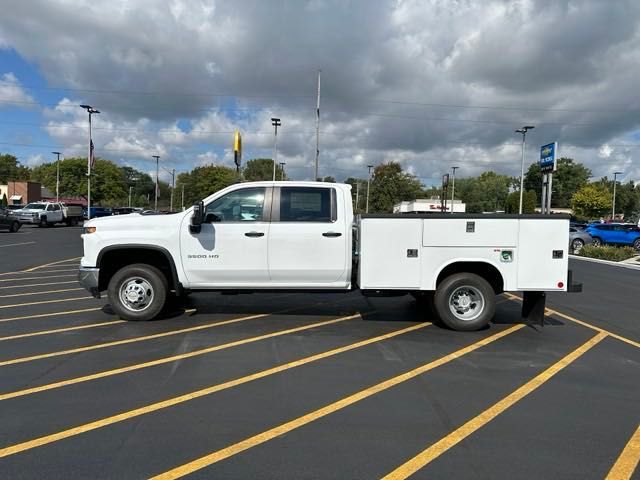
[24,203,46,210]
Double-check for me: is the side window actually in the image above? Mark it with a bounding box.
[205,187,265,223]
[53,204,61,211]
[280,187,335,222]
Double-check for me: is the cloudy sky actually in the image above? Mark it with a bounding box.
[0,0,639,185]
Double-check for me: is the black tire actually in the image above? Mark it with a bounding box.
[9,221,20,233]
[571,238,585,254]
[592,236,602,247]
[434,273,495,331]
[71,217,79,226]
[107,263,168,321]
[634,238,640,251]
[39,216,48,227]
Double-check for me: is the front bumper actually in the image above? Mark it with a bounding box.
[78,267,101,298]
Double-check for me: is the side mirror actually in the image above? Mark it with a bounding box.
[190,201,205,233]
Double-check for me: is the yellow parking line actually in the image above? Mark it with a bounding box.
[0,318,426,458]
[0,280,78,290]
[0,312,272,367]
[0,321,126,342]
[0,274,77,282]
[0,307,102,323]
[0,296,91,310]
[606,423,640,480]
[382,331,608,480]
[150,325,524,480]
[23,257,81,272]
[503,293,640,349]
[0,313,371,400]
[0,288,83,299]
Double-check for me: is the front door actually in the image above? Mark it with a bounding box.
[268,186,348,285]
[180,187,271,287]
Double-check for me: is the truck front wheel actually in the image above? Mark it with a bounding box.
[107,264,167,321]
[434,273,495,331]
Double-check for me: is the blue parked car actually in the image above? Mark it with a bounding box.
[585,223,640,250]
[83,206,113,219]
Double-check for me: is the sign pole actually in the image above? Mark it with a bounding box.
[546,172,553,214]
[540,174,547,214]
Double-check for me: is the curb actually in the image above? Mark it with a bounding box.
[569,254,640,271]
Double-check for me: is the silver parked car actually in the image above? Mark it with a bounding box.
[569,227,593,253]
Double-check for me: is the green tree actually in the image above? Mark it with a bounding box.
[1,193,7,206]
[321,176,336,183]
[456,172,512,213]
[368,162,424,213]
[344,177,367,213]
[243,158,286,181]
[571,184,612,219]
[0,154,30,183]
[505,190,536,214]
[596,178,639,219]
[176,165,238,206]
[30,157,127,204]
[523,158,591,208]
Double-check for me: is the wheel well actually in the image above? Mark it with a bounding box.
[436,262,504,294]
[98,248,178,292]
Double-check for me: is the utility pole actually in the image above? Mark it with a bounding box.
[162,167,176,212]
[515,125,535,214]
[612,171,623,219]
[152,155,160,211]
[128,186,133,208]
[279,162,286,181]
[52,151,61,202]
[450,166,459,213]
[315,69,321,181]
[366,165,374,213]
[80,105,99,219]
[271,118,281,181]
[355,182,360,213]
[181,184,185,211]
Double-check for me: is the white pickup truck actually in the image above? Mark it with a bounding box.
[79,181,580,331]
[17,201,84,227]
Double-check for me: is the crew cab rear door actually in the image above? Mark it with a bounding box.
[267,186,348,285]
[180,186,271,286]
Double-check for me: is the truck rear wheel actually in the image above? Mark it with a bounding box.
[434,273,495,331]
[107,264,167,321]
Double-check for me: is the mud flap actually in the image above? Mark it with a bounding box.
[522,291,546,327]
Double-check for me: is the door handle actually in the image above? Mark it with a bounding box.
[244,231,265,237]
[322,232,342,237]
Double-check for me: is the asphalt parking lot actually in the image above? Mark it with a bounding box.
[0,226,638,479]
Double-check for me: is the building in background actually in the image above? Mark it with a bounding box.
[394,198,466,214]
[0,181,42,205]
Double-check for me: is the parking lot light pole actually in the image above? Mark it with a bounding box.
[451,166,459,214]
[612,171,623,219]
[271,118,281,181]
[162,167,176,212]
[52,151,62,202]
[152,155,160,211]
[515,125,535,214]
[80,105,99,220]
[279,162,286,181]
[366,165,374,213]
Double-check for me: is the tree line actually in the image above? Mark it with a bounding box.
[1,153,638,220]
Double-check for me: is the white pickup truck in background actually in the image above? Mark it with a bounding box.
[17,201,84,227]
[79,181,580,331]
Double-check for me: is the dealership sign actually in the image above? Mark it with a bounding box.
[539,142,558,173]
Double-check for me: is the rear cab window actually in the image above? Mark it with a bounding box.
[277,187,336,222]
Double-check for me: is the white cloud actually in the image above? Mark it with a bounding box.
[0,72,34,106]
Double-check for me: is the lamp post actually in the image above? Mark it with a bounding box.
[366,165,374,213]
[450,166,459,214]
[52,151,62,202]
[271,118,281,181]
[515,125,535,214]
[279,162,286,181]
[80,105,100,220]
[162,167,176,212]
[152,155,160,211]
[612,171,623,220]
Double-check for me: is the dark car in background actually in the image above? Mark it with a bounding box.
[585,223,640,250]
[83,206,112,219]
[0,206,21,232]
[6,204,25,211]
[112,207,142,215]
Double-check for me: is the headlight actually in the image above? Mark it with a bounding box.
[82,226,97,234]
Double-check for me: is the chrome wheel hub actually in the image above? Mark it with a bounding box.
[119,277,154,312]
[449,286,485,321]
